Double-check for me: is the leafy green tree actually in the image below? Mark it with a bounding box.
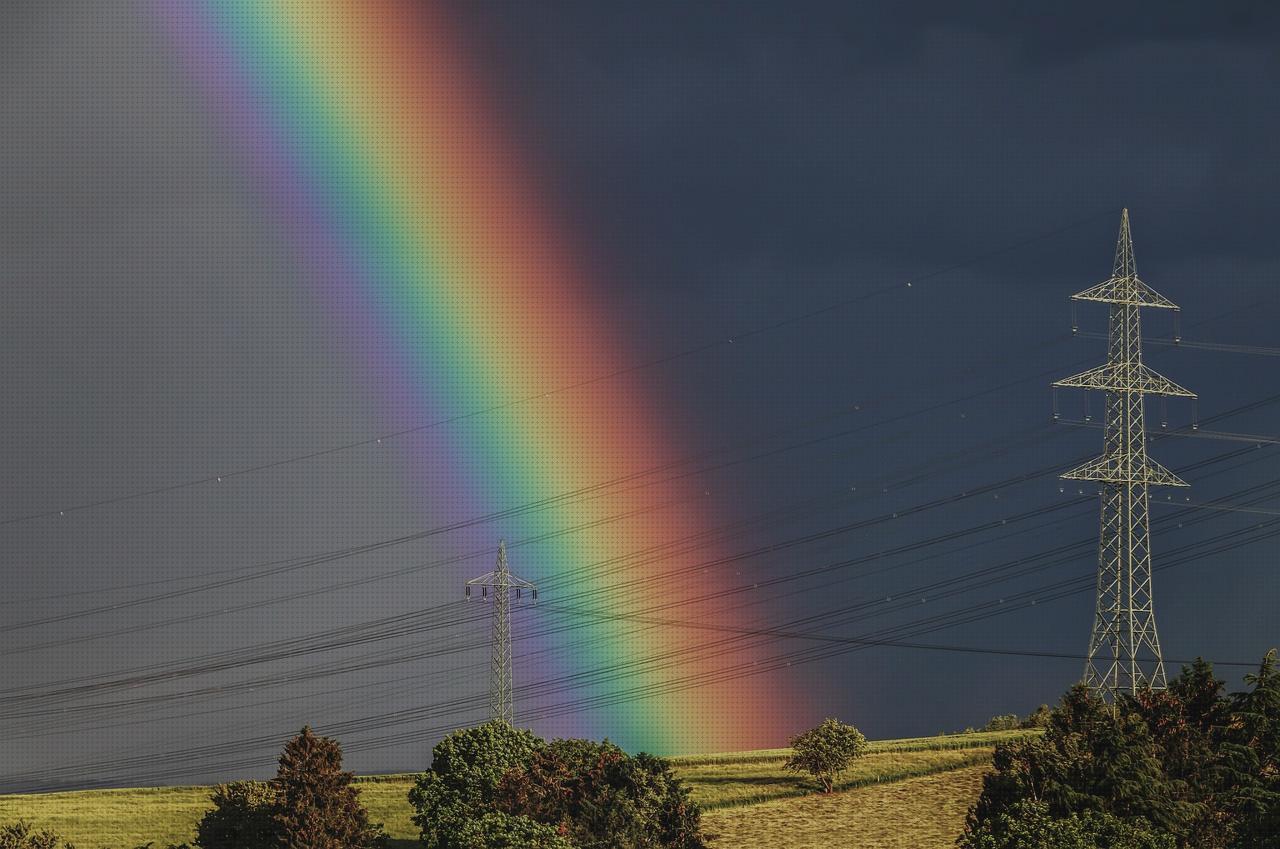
[453,813,571,849]
[270,727,385,849]
[783,718,869,794]
[408,721,544,849]
[195,782,278,849]
[495,738,707,849]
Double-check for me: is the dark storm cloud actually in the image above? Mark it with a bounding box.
[1,0,1278,789]
[463,0,1280,288]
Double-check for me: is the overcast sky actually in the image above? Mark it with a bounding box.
[2,0,1279,790]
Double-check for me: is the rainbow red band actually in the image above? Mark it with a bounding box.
[152,0,797,753]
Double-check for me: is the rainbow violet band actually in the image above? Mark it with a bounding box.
[150,0,798,754]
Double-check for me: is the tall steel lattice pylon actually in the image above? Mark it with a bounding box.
[465,540,538,724]
[1052,209,1195,699]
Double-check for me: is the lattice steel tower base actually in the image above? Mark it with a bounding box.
[466,541,537,724]
[1053,209,1194,699]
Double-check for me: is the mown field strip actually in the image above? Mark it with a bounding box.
[667,729,1034,767]
[0,786,215,849]
[702,763,991,849]
[682,746,994,810]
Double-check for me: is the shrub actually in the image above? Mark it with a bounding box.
[408,721,544,849]
[270,726,385,849]
[0,822,191,849]
[0,821,72,849]
[784,717,868,794]
[983,714,1022,732]
[453,813,572,849]
[495,739,707,849]
[1021,704,1052,729]
[195,782,278,849]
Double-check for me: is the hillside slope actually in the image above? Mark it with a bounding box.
[0,732,1023,848]
[704,764,988,849]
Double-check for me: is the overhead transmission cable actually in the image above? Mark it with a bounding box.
[1,209,1122,528]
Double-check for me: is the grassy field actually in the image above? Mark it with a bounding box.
[703,763,991,849]
[0,731,1027,848]
[676,744,996,808]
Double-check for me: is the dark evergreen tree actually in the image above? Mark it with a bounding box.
[1223,650,1280,849]
[270,727,384,849]
[961,653,1280,849]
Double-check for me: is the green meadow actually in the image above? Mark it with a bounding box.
[0,730,1033,849]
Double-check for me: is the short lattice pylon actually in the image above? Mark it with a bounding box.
[465,541,538,724]
[1053,208,1194,699]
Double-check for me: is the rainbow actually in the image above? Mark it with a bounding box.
[151,0,800,754]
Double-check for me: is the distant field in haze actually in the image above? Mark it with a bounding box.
[0,730,1031,848]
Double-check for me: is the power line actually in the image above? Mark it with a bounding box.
[10,266,1280,788]
[2,423,1270,713]
[8,492,1275,792]
[1,210,1121,528]
[12,499,1280,788]
[3,437,1272,743]
[1058,418,1280,446]
[1080,330,1280,358]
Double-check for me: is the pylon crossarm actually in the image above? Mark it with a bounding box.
[466,572,537,589]
[1052,363,1195,398]
[1061,454,1188,487]
[1071,276,1178,309]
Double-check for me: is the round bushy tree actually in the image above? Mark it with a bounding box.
[453,813,572,849]
[408,721,544,849]
[784,718,868,794]
[195,782,278,849]
[494,738,707,849]
[271,727,385,849]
